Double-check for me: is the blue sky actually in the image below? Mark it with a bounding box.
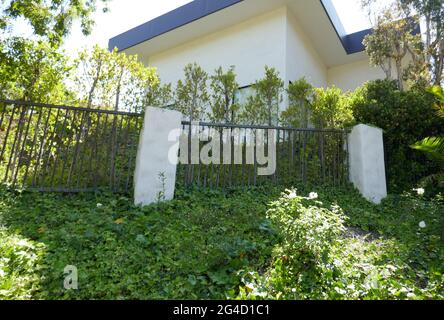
[12,0,374,56]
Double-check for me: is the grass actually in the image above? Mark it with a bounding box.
[0,184,443,300]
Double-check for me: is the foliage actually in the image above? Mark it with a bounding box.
[240,66,284,126]
[363,7,424,90]
[0,0,110,46]
[411,85,444,187]
[351,79,443,192]
[281,78,314,128]
[262,190,347,299]
[1,184,443,300]
[399,0,444,86]
[0,186,279,299]
[0,228,46,299]
[73,45,169,112]
[208,66,240,123]
[0,37,72,103]
[411,137,444,186]
[281,79,353,129]
[176,63,209,122]
[362,0,444,87]
[311,86,354,129]
[237,188,444,300]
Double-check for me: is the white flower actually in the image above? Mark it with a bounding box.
[414,188,425,196]
[287,190,298,199]
[308,192,319,200]
[419,221,427,229]
[16,239,30,247]
[96,203,103,208]
[288,192,297,199]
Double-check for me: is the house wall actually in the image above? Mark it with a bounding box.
[148,7,288,88]
[285,10,327,88]
[147,5,388,98]
[327,58,386,92]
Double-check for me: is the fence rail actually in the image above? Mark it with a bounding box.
[178,121,350,189]
[0,100,143,193]
[1,100,350,193]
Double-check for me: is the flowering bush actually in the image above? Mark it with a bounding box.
[237,188,444,300]
[264,190,347,298]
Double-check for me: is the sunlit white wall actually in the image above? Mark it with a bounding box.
[286,9,327,88]
[149,7,288,88]
[327,59,386,92]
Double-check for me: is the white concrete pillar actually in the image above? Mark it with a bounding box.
[348,124,387,204]
[134,107,183,206]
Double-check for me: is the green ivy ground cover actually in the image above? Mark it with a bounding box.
[0,185,443,300]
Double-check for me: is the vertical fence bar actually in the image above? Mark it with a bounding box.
[31,108,52,187]
[75,110,94,190]
[4,106,28,183]
[125,116,142,192]
[38,107,62,187]
[49,108,71,189]
[0,105,17,164]
[21,106,44,188]
[116,115,131,191]
[11,106,35,188]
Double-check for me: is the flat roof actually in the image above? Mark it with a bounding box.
[108,0,371,55]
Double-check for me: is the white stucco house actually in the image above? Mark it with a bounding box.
[109,0,386,97]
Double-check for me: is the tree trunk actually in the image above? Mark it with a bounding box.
[434,38,444,86]
[396,58,404,91]
[88,59,103,109]
[115,67,124,112]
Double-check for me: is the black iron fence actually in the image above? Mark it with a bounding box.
[0,100,143,193]
[178,121,350,189]
[0,100,350,193]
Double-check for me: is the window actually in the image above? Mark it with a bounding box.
[234,85,256,106]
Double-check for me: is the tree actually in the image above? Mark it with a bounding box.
[240,66,284,126]
[0,36,72,103]
[111,50,172,112]
[73,45,169,112]
[362,0,444,88]
[363,8,421,90]
[1,0,111,46]
[74,45,114,109]
[281,78,314,128]
[399,0,444,85]
[175,63,209,122]
[208,66,239,123]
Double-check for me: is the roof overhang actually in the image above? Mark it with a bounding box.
[108,0,373,67]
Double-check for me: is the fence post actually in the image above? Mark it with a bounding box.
[348,124,387,204]
[134,107,183,206]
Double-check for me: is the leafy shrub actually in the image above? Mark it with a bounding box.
[237,188,444,300]
[0,229,46,299]
[351,79,443,192]
[281,80,354,129]
[263,190,347,298]
[411,86,444,188]
[311,86,354,129]
[281,78,314,128]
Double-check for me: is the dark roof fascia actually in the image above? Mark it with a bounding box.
[319,0,372,54]
[108,0,243,52]
[108,0,377,55]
